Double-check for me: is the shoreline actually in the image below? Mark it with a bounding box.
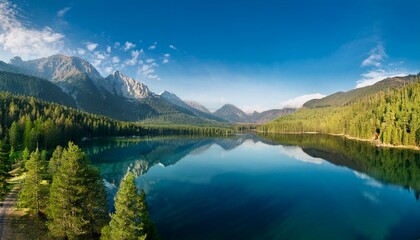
[257,130,420,151]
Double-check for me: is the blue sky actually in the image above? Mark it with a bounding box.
[0,0,419,112]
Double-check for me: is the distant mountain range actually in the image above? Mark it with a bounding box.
[0,54,294,124]
[212,104,295,123]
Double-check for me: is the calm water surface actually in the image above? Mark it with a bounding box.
[84,134,420,240]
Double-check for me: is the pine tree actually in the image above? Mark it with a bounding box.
[8,121,20,149]
[47,142,107,239]
[0,140,8,196]
[101,173,158,240]
[18,148,48,215]
[48,145,63,177]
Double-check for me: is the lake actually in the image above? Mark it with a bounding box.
[83,134,420,240]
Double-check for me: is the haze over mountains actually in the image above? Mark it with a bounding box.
[0,54,295,124]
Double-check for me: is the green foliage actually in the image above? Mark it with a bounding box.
[0,70,77,108]
[303,74,419,108]
[18,148,49,215]
[8,121,19,148]
[47,142,108,239]
[0,92,233,152]
[47,145,63,177]
[0,140,9,195]
[262,81,420,147]
[102,173,158,240]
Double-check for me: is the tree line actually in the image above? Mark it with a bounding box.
[261,81,420,147]
[0,92,233,152]
[19,142,158,239]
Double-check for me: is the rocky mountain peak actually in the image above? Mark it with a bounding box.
[104,71,151,99]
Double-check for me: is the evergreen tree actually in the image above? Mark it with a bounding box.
[47,142,107,239]
[8,121,19,149]
[18,148,48,215]
[101,173,158,240]
[47,145,63,177]
[0,140,8,196]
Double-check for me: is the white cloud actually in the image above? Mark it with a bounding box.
[104,66,113,74]
[114,42,120,48]
[0,1,65,60]
[169,44,178,50]
[162,53,170,64]
[356,69,408,88]
[146,58,155,63]
[148,42,157,50]
[136,62,160,81]
[124,49,142,66]
[112,56,120,64]
[356,43,410,88]
[85,42,98,51]
[106,45,111,53]
[241,105,269,113]
[279,93,326,109]
[57,7,71,18]
[279,145,324,164]
[123,41,135,51]
[76,48,86,55]
[361,43,387,67]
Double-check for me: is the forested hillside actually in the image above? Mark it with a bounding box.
[0,71,77,108]
[261,81,420,147]
[303,74,419,108]
[0,92,233,151]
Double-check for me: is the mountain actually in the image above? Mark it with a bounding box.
[0,71,77,108]
[303,74,420,108]
[160,91,228,122]
[249,108,296,123]
[10,54,103,84]
[103,71,151,99]
[213,104,295,123]
[263,76,420,147]
[185,101,211,113]
[5,54,225,124]
[214,104,250,123]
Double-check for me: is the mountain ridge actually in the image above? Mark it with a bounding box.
[303,74,420,108]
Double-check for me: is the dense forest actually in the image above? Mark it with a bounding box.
[0,92,234,152]
[261,81,420,147]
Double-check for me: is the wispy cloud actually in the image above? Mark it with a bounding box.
[279,93,326,109]
[148,42,157,50]
[241,105,269,113]
[169,44,178,50]
[162,53,170,64]
[361,43,387,67]
[57,7,71,18]
[0,0,65,60]
[356,69,408,88]
[85,42,98,51]
[356,42,410,88]
[124,49,142,66]
[136,61,160,81]
[123,41,135,51]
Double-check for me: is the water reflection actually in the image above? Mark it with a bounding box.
[260,133,420,199]
[84,133,420,199]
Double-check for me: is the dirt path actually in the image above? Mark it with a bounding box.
[0,183,22,240]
